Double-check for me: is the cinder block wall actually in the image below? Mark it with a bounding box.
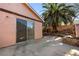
[75,24,79,37]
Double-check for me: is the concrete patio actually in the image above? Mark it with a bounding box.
[0,36,79,56]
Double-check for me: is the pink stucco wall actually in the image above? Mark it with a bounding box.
[34,21,42,39]
[0,11,16,48]
[75,24,79,37]
[0,3,40,21]
[0,3,42,48]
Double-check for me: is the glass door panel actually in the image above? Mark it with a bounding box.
[16,19,27,43]
[27,21,34,40]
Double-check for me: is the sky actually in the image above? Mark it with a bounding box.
[29,3,43,15]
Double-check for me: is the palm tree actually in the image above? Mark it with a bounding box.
[42,3,76,33]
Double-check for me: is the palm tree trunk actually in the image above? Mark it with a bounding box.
[52,25,58,33]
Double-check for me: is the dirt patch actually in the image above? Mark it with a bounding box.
[62,37,79,47]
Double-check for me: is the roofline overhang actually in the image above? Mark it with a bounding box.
[23,3,44,22]
[0,8,43,23]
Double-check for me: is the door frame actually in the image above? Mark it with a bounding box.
[16,18,27,43]
[16,18,35,43]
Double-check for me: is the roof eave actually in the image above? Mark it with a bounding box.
[23,3,44,22]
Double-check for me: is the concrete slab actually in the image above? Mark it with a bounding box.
[0,36,79,56]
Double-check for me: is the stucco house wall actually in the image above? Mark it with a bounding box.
[0,3,42,48]
[0,11,16,48]
[34,21,42,39]
[0,3,40,21]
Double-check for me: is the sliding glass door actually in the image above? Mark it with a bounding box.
[16,18,34,43]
